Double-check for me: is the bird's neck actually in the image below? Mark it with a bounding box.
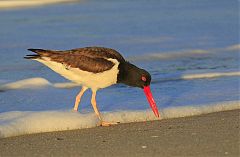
[117,62,139,86]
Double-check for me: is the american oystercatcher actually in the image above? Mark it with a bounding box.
[25,47,159,126]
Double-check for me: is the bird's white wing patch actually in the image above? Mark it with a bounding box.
[35,58,119,90]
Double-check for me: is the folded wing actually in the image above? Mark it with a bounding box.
[26,47,125,73]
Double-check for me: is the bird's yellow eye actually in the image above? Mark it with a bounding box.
[141,76,146,82]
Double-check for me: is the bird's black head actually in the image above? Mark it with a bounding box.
[117,61,160,118]
[117,62,151,88]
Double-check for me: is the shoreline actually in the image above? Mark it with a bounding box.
[0,0,79,9]
[0,100,239,138]
[0,109,239,157]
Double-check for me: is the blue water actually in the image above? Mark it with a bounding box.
[0,0,239,113]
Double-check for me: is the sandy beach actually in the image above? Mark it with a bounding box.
[0,0,79,9]
[0,109,239,157]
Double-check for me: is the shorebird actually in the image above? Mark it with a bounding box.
[25,47,159,126]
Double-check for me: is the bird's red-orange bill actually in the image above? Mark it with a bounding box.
[143,86,160,118]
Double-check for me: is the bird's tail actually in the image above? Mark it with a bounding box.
[24,49,49,59]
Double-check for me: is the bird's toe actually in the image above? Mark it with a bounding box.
[100,121,119,127]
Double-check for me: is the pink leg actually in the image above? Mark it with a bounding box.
[73,86,88,111]
[91,90,118,127]
[90,90,102,119]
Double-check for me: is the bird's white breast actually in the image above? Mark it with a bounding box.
[35,58,119,90]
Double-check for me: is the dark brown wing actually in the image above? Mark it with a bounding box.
[26,47,125,73]
[67,47,125,62]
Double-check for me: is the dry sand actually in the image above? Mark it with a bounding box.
[0,0,79,9]
[0,109,239,157]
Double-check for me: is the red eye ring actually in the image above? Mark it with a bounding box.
[141,76,146,82]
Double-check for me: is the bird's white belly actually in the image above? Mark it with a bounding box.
[36,58,119,90]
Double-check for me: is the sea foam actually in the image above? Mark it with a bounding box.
[0,0,78,9]
[128,44,240,62]
[0,101,239,138]
[0,77,79,91]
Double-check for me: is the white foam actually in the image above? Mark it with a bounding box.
[151,71,240,84]
[53,82,80,89]
[0,101,239,138]
[0,77,80,91]
[129,49,209,61]
[0,110,98,138]
[226,44,240,51]
[181,71,240,80]
[0,78,51,91]
[129,44,240,62]
[0,0,79,9]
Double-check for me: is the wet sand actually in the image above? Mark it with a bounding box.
[0,109,239,157]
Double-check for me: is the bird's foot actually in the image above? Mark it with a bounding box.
[100,121,120,127]
[72,108,78,112]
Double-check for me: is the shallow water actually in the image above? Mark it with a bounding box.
[0,0,239,137]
